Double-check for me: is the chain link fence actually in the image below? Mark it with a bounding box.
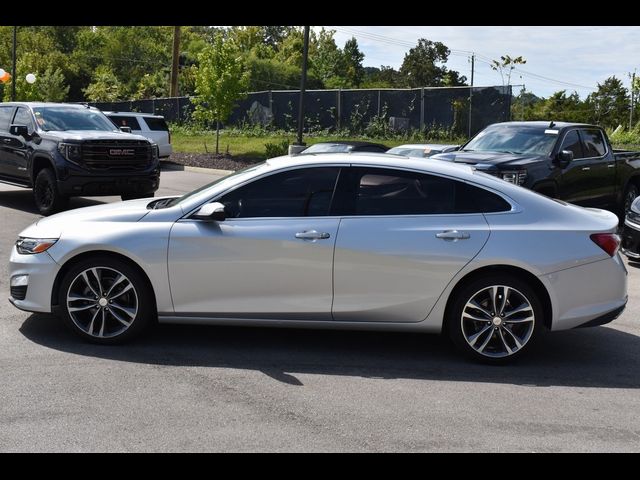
[88,85,512,136]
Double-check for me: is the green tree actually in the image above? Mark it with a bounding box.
[490,55,526,86]
[36,67,70,102]
[343,37,365,87]
[83,65,123,102]
[193,34,250,154]
[588,76,630,128]
[399,38,455,87]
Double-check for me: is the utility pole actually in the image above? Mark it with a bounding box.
[630,70,636,130]
[293,25,310,151]
[11,26,17,101]
[170,26,181,98]
[467,53,475,138]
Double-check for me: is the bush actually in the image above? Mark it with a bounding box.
[264,139,290,158]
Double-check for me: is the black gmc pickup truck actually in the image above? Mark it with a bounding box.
[0,102,160,215]
[432,121,640,215]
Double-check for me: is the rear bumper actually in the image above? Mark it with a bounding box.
[543,254,628,331]
[58,170,160,197]
[159,144,172,158]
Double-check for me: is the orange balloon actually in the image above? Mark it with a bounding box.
[0,72,11,83]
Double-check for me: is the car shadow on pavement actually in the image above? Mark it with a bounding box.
[19,313,640,388]
[0,190,106,215]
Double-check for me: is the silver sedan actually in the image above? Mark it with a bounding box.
[8,154,627,363]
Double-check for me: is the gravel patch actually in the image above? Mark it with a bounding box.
[165,152,263,172]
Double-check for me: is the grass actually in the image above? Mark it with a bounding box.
[171,130,460,160]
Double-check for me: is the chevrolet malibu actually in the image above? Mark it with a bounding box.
[9,154,627,363]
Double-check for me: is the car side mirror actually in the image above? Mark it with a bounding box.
[119,126,132,133]
[556,149,573,167]
[192,202,226,221]
[9,124,30,138]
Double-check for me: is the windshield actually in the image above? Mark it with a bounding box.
[463,125,558,156]
[162,162,267,208]
[33,106,118,132]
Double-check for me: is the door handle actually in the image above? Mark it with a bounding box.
[295,230,331,240]
[608,164,615,168]
[436,230,470,240]
[581,167,591,171]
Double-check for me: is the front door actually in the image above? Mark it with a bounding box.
[168,166,341,319]
[0,105,16,178]
[331,167,498,323]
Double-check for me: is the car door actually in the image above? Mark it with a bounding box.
[331,166,500,323]
[167,166,342,319]
[0,105,16,177]
[578,128,616,207]
[3,106,35,180]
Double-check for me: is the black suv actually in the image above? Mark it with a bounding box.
[0,102,160,215]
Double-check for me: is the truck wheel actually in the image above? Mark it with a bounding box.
[121,192,155,201]
[623,184,638,214]
[33,168,68,216]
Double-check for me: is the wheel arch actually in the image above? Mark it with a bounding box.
[51,250,157,314]
[31,154,56,183]
[443,264,553,332]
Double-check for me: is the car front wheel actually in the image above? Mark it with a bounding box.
[448,274,543,364]
[33,168,68,216]
[58,256,154,344]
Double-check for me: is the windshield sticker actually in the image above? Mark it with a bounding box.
[544,129,559,135]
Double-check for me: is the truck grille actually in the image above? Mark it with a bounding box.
[81,140,153,171]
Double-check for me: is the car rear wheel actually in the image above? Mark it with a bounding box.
[448,275,543,364]
[33,168,68,216]
[58,256,154,344]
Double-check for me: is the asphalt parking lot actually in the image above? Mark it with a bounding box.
[1,167,640,452]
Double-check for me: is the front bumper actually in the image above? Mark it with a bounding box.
[57,170,160,197]
[621,218,640,259]
[8,246,60,313]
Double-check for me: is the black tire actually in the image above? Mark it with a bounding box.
[58,255,155,344]
[447,274,544,364]
[121,192,155,201]
[622,183,638,216]
[33,168,68,216]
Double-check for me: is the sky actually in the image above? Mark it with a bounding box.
[321,26,640,98]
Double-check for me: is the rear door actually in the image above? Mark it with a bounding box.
[331,166,508,323]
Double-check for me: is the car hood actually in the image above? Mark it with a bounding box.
[41,130,151,143]
[432,151,544,167]
[20,198,154,239]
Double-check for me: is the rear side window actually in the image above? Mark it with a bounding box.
[332,167,510,216]
[144,117,169,131]
[0,106,14,132]
[559,130,584,159]
[581,129,606,157]
[108,115,141,130]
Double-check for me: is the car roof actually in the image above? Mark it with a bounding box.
[102,111,165,118]
[310,141,387,148]
[2,102,98,110]
[488,121,599,129]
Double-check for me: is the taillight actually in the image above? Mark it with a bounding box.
[590,233,621,257]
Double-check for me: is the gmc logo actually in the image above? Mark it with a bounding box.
[109,149,135,156]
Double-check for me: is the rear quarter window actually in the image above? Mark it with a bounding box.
[108,115,141,130]
[144,117,169,131]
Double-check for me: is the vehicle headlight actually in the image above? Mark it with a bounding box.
[15,237,58,255]
[57,143,82,164]
[151,144,159,161]
[500,170,527,186]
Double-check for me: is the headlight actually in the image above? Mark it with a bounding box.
[57,143,82,164]
[151,144,159,161]
[500,170,527,186]
[15,237,58,255]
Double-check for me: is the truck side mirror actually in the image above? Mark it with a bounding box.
[191,202,226,221]
[9,124,30,138]
[556,149,573,167]
[119,126,132,133]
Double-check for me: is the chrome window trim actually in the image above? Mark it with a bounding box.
[557,127,609,161]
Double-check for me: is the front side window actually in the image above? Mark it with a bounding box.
[219,167,340,218]
[332,167,510,216]
[13,107,35,133]
[108,115,141,130]
[580,129,606,157]
[559,130,584,159]
[0,106,14,132]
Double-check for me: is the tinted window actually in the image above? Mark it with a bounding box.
[581,129,606,157]
[333,167,510,216]
[219,167,340,218]
[559,130,584,159]
[13,107,35,133]
[464,125,557,156]
[0,106,14,132]
[33,107,117,132]
[107,115,141,130]
[354,145,388,153]
[144,117,168,131]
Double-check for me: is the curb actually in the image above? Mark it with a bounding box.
[162,163,234,176]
